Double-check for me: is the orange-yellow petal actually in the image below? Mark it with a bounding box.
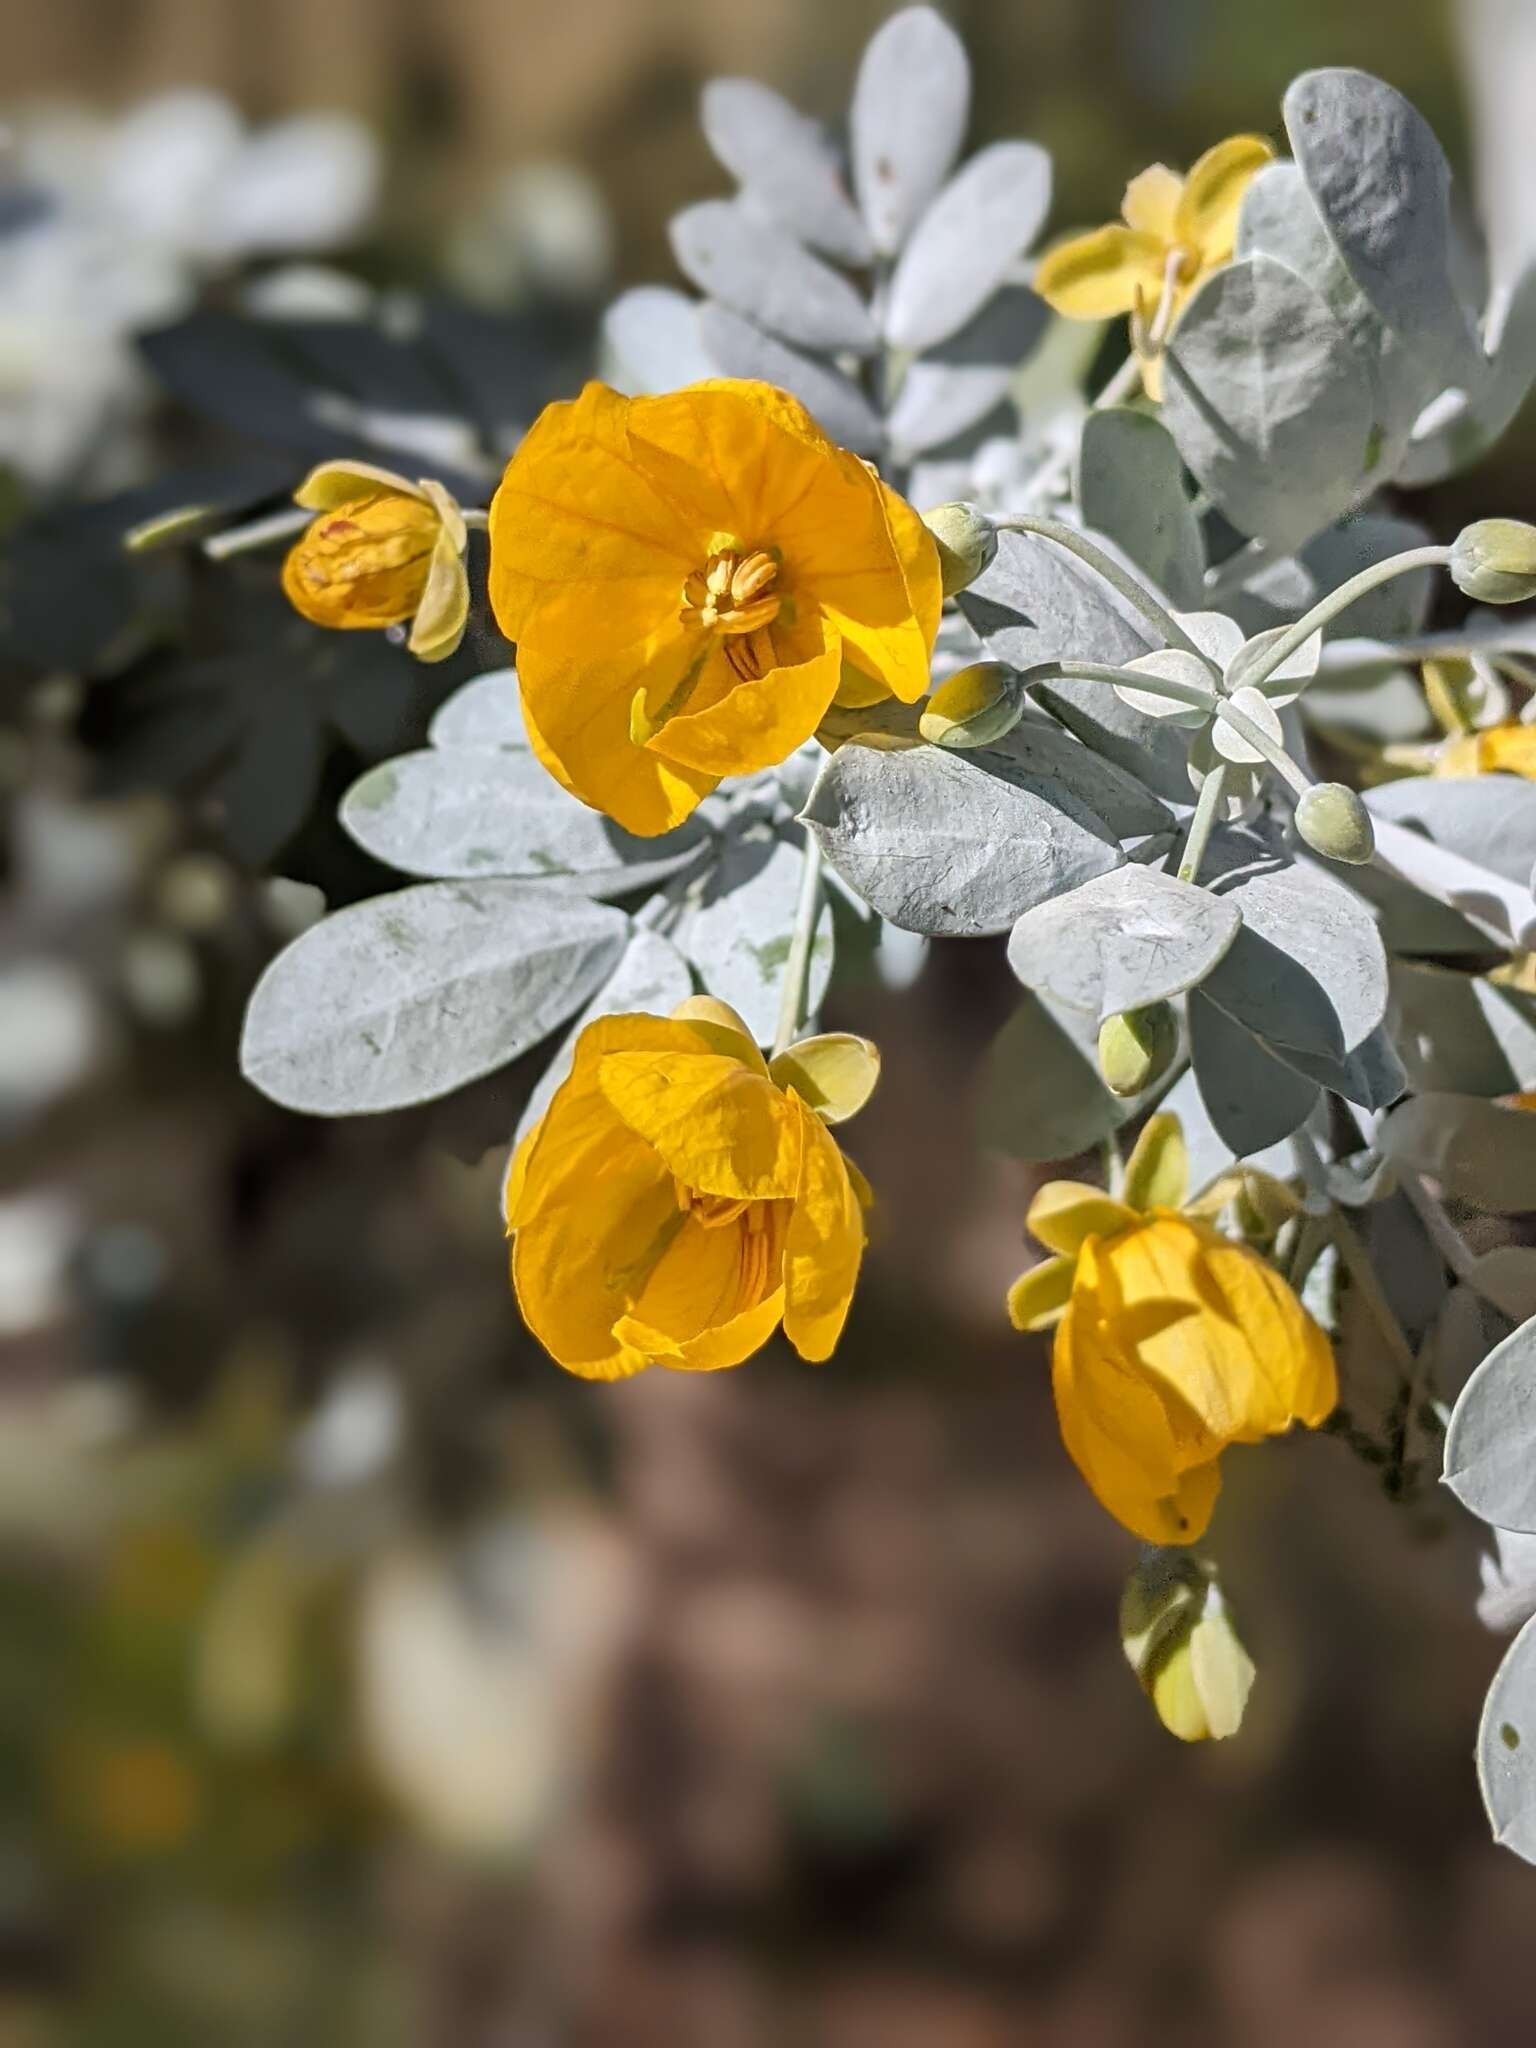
[597,1050,802,1199]
[1035,224,1167,319]
[614,1286,787,1373]
[517,637,719,837]
[782,1094,864,1361]
[648,615,843,777]
[1175,134,1275,268]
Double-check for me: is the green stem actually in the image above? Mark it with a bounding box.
[1237,546,1453,696]
[772,832,825,1059]
[992,516,1214,670]
[1176,764,1229,883]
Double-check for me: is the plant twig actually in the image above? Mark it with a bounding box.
[771,831,825,1059]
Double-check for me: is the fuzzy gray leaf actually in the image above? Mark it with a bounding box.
[241,882,627,1115]
[1284,69,1481,393]
[982,711,1174,841]
[850,5,970,256]
[602,286,717,394]
[801,737,1122,938]
[1367,768,1536,889]
[672,200,876,355]
[1162,255,1374,553]
[1078,408,1205,610]
[1006,865,1240,1022]
[700,78,871,266]
[341,748,709,896]
[1188,989,1323,1155]
[698,304,883,452]
[884,142,1051,352]
[1478,1609,1536,1861]
[977,992,1130,1162]
[427,669,527,750]
[662,828,832,1045]
[886,287,1046,457]
[1393,961,1536,1097]
[1446,1311,1536,1531]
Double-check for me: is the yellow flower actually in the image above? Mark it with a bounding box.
[505,996,877,1379]
[282,460,470,662]
[1120,1550,1256,1744]
[1434,723,1536,780]
[1035,135,1274,398]
[487,379,941,836]
[1006,1114,1336,1544]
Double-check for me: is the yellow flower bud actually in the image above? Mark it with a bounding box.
[282,463,471,662]
[1097,1004,1178,1097]
[1293,782,1375,866]
[1449,519,1536,604]
[918,661,1022,748]
[920,501,997,597]
[1120,1550,1255,1743]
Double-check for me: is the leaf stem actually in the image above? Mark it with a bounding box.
[1176,764,1229,883]
[1236,546,1453,696]
[772,831,825,1059]
[202,506,313,559]
[992,516,1214,669]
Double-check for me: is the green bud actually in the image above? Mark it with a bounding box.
[1120,1550,1255,1744]
[1294,782,1375,866]
[918,661,1023,749]
[1097,1004,1178,1098]
[921,501,997,597]
[1450,519,1536,604]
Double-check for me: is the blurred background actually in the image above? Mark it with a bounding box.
[1,2,1534,2043]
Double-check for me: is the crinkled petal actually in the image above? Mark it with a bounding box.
[517,636,718,836]
[294,460,423,509]
[1101,1216,1336,1442]
[649,615,843,777]
[782,1094,864,1361]
[487,380,704,655]
[1035,225,1166,319]
[1054,1243,1223,1543]
[598,1050,801,1199]
[1176,134,1275,267]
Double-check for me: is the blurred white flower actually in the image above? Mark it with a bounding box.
[0,89,380,490]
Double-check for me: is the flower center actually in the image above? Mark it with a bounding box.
[681,546,782,682]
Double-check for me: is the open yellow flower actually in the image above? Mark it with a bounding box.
[1435,723,1536,780]
[487,379,941,836]
[1007,1114,1336,1544]
[505,997,877,1380]
[1035,135,1274,398]
[281,460,470,662]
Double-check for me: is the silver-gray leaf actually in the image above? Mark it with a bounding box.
[801,737,1122,938]
[886,287,1046,458]
[341,748,710,896]
[241,882,627,1116]
[1006,864,1240,1022]
[602,286,717,394]
[700,77,871,266]
[1077,408,1205,611]
[884,141,1051,352]
[698,304,884,452]
[1162,254,1375,554]
[662,827,832,1045]
[1446,1310,1536,1532]
[850,5,970,256]
[1188,988,1323,1155]
[1367,767,1536,889]
[977,991,1130,1162]
[1478,1608,1536,1861]
[1393,960,1536,1097]
[1380,1094,1536,1215]
[671,200,877,355]
[1284,68,1482,394]
[982,710,1174,841]
[428,669,528,750]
